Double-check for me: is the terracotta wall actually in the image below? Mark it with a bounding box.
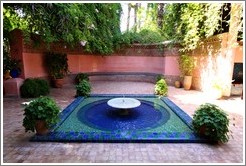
[10,29,181,84]
[69,55,165,74]
[234,42,243,63]
[191,33,243,96]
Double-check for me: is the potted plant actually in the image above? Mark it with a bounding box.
[75,80,91,97]
[3,54,22,79]
[154,78,168,96]
[178,54,195,90]
[23,96,60,135]
[44,52,69,88]
[192,103,230,143]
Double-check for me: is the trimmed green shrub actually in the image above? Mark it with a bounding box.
[154,78,168,96]
[76,80,91,97]
[192,103,230,143]
[75,73,89,84]
[20,78,50,98]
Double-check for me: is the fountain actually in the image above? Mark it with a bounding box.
[107,97,141,115]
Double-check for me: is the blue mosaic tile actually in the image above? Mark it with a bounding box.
[30,94,210,143]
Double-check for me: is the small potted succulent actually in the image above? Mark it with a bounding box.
[192,103,230,143]
[23,96,60,135]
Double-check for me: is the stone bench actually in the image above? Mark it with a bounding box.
[65,72,176,85]
[85,72,163,83]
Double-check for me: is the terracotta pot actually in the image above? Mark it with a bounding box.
[53,78,64,88]
[35,120,49,135]
[183,76,192,90]
[174,81,181,88]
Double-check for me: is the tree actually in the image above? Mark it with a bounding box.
[3,3,122,54]
[126,3,131,31]
[157,3,165,29]
[133,3,139,32]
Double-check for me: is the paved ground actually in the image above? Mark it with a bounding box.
[2,81,245,164]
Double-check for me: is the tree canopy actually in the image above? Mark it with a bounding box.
[3,3,122,54]
[3,3,243,54]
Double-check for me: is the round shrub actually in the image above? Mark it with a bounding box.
[76,80,91,97]
[192,103,230,143]
[20,78,50,98]
[35,78,50,95]
[154,78,168,96]
[75,73,89,84]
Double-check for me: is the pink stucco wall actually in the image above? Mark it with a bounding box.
[23,53,171,78]
[164,56,181,76]
[9,29,181,80]
[23,53,47,78]
[76,55,165,74]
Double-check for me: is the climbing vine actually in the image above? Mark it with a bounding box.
[161,3,235,52]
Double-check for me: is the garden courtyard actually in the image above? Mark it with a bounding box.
[2,81,244,163]
[2,2,245,165]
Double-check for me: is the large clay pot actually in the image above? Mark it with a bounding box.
[183,76,192,90]
[174,81,181,88]
[35,120,49,135]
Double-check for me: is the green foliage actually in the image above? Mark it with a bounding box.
[154,79,168,96]
[44,52,69,79]
[178,54,195,76]
[192,103,230,143]
[162,3,183,41]
[162,3,230,52]
[121,29,163,44]
[76,80,91,97]
[137,29,164,44]
[75,73,89,84]
[3,3,122,54]
[155,74,164,82]
[3,55,21,74]
[23,96,60,132]
[20,78,50,98]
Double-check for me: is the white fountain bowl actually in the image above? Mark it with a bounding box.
[107,97,141,109]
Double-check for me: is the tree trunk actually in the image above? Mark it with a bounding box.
[157,3,165,29]
[127,3,131,31]
[133,3,138,32]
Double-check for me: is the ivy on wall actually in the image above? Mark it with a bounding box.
[161,3,243,52]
